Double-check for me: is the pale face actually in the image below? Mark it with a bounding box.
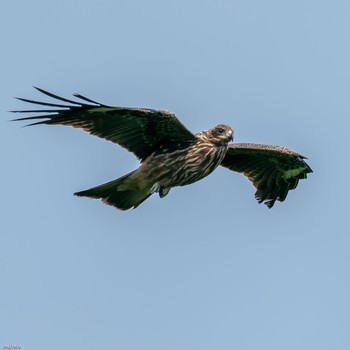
[211,124,234,143]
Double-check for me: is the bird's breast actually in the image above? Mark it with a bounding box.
[140,142,228,187]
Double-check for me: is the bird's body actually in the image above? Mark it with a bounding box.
[75,125,233,209]
[146,127,231,188]
[12,88,312,210]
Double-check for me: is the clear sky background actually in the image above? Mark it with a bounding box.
[1,1,349,349]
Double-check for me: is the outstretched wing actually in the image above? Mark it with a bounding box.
[220,143,313,208]
[12,87,196,160]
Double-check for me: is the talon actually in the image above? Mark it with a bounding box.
[159,187,171,198]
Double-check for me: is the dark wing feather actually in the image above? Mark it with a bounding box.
[220,143,313,208]
[12,87,196,160]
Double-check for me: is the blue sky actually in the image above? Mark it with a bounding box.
[1,0,349,349]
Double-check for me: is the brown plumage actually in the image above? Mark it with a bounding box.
[12,87,313,210]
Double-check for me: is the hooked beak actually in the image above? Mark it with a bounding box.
[226,130,233,142]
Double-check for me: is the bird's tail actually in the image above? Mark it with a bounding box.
[74,171,151,211]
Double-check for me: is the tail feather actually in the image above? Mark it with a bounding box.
[74,173,151,211]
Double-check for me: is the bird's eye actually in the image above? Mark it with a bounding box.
[216,128,224,134]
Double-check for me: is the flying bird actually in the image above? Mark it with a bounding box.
[12,87,312,210]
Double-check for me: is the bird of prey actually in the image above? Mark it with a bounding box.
[12,87,312,210]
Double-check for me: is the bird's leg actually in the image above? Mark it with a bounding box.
[150,182,161,194]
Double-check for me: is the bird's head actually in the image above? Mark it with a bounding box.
[209,124,234,144]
